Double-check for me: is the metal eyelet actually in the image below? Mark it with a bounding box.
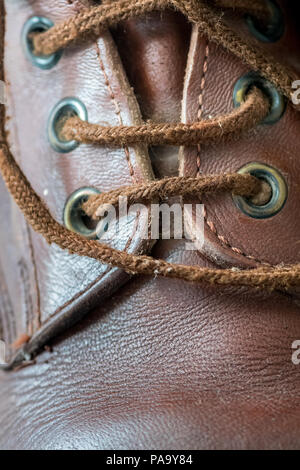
[233,162,288,219]
[47,97,88,153]
[246,0,284,43]
[233,72,286,125]
[22,16,62,69]
[64,187,101,239]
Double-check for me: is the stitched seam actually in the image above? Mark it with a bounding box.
[25,224,41,330]
[196,42,209,176]
[95,42,135,179]
[203,206,271,266]
[196,41,269,266]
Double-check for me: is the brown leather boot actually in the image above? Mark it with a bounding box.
[0,0,300,449]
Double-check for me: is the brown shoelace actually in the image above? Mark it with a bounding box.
[61,87,268,147]
[32,0,298,103]
[1,0,300,291]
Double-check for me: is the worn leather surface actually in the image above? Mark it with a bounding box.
[1,0,300,450]
[0,0,154,363]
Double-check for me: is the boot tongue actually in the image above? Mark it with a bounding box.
[113,11,191,122]
[112,11,191,177]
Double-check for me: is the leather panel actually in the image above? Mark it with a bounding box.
[0,0,154,363]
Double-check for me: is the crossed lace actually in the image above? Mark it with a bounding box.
[0,0,300,291]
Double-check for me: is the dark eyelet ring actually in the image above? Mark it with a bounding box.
[64,187,100,239]
[22,16,62,69]
[233,72,286,125]
[48,97,88,153]
[233,162,287,219]
[246,0,284,43]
